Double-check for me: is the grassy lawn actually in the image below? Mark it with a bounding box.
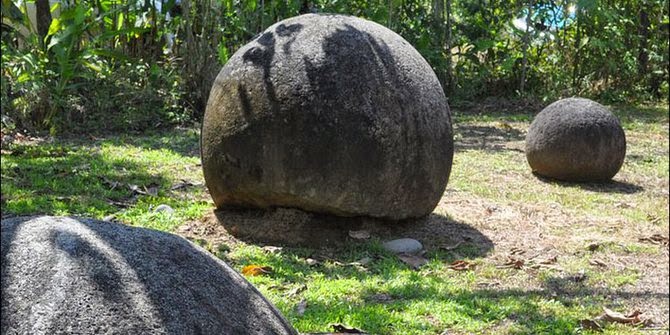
[1,104,668,334]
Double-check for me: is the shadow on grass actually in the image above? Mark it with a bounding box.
[213,207,493,255]
[97,128,201,159]
[612,104,670,125]
[297,281,667,333]
[227,239,667,333]
[532,173,644,194]
[241,244,668,334]
[454,124,525,153]
[1,141,170,217]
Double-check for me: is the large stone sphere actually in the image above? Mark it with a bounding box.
[201,14,453,220]
[525,97,626,182]
[1,216,296,335]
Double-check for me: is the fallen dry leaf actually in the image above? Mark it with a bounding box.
[510,247,525,255]
[579,319,603,332]
[589,259,608,268]
[497,121,513,130]
[295,299,307,316]
[398,253,428,269]
[449,260,475,271]
[439,241,463,251]
[348,257,372,266]
[580,308,651,331]
[591,307,653,326]
[476,281,501,288]
[128,183,159,196]
[647,214,662,225]
[615,202,635,209]
[538,255,558,265]
[106,198,133,208]
[638,234,669,246]
[101,178,121,190]
[331,324,367,334]
[498,258,525,269]
[241,265,273,276]
[599,307,649,325]
[348,230,371,240]
[128,184,142,194]
[170,180,197,190]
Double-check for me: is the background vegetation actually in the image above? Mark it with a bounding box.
[1,0,668,134]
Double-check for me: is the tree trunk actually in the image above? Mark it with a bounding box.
[35,0,52,49]
[445,0,452,95]
[637,7,650,79]
[572,7,580,92]
[520,0,533,95]
[432,0,445,87]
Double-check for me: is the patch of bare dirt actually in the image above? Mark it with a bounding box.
[437,190,669,327]
[184,206,492,256]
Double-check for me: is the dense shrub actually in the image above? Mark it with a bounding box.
[1,0,667,135]
[1,43,192,134]
[60,60,192,133]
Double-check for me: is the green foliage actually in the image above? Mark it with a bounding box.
[1,0,668,134]
[1,0,191,134]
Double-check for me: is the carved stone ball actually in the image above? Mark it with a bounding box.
[201,14,453,220]
[525,97,626,182]
[1,216,296,334]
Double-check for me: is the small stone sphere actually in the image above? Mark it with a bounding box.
[525,97,626,182]
[201,14,453,220]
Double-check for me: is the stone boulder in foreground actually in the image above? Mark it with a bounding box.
[201,14,453,220]
[1,216,296,335]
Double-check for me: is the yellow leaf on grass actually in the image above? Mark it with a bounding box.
[242,265,273,276]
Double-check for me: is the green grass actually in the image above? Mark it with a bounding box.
[448,104,669,235]
[1,104,668,334]
[1,129,211,231]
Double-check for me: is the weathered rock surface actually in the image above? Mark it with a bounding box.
[1,216,296,335]
[154,204,175,214]
[201,14,453,220]
[525,97,626,181]
[382,238,423,254]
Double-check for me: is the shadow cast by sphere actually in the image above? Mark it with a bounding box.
[212,206,493,256]
[532,172,644,194]
[296,276,669,334]
[454,124,526,153]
